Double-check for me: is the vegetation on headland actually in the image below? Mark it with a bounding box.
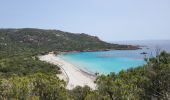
[0,28,138,58]
[0,28,169,99]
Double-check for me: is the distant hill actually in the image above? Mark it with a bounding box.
[0,28,138,58]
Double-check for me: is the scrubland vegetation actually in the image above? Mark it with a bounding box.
[0,28,169,100]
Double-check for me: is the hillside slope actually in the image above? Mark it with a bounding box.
[0,28,138,58]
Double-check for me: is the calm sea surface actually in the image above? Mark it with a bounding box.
[60,40,170,74]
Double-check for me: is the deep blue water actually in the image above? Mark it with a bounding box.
[60,40,170,74]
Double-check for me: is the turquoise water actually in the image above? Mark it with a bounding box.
[60,49,149,74]
[60,40,170,74]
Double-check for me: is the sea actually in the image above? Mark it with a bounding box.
[60,40,170,74]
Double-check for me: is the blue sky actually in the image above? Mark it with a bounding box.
[0,0,170,41]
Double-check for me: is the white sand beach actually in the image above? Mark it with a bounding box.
[39,54,96,90]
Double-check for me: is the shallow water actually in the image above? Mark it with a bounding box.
[60,40,170,74]
[60,49,147,74]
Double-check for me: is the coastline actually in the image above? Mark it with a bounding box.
[60,47,141,53]
[56,44,141,54]
[39,54,96,90]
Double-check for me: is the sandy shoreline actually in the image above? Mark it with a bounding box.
[39,54,96,90]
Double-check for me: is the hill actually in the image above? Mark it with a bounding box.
[0,28,138,58]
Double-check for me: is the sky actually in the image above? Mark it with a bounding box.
[0,0,170,41]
